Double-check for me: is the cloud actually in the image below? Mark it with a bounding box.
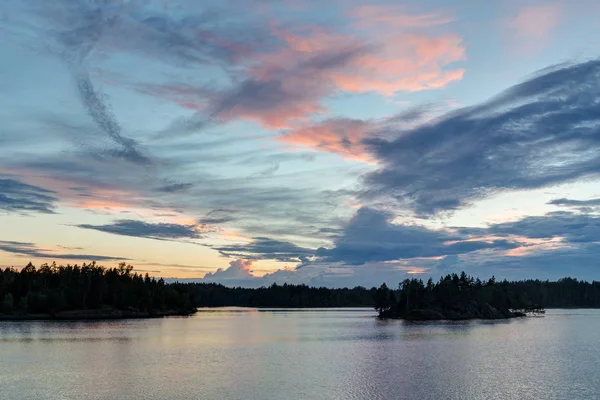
[157,182,194,193]
[364,59,600,216]
[0,240,127,261]
[483,211,600,244]
[350,5,454,29]
[135,15,465,131]
[276,104,441,162]
[20,0,151,164]
[76,220,201,240]
[548,198,600,207]
[316,207,520,265]
[12,1,269,68]
[75,70,150,164]
[203,259,256,281]
[277,118,375,162]
[327,33,465,96]
[215,237,315,262]
[180,208,600,286]
[509,3,561,53]
[197,209,238,225]
[307,208,600,281]
[0,178,58,214]
[473,242,600,280]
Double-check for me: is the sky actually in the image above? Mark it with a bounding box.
[1,0,600,288]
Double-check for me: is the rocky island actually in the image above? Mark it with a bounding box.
[374,272,545,320]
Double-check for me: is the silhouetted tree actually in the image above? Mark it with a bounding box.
[1,264,598,320]
[375,272,563,320]
[0,262,195,318]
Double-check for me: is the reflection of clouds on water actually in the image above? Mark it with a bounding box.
[1,309,599,399]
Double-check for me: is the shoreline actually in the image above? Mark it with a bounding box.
[379,313,526,322]
[378,306,528,321]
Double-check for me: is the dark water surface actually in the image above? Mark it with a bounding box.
[1,309,599,399]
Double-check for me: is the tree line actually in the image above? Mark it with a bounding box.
[178,282,375,308]
[1,263,600,319]
[373,272,600,320]
[0,262,194,317]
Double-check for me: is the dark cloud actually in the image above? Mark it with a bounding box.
[135,42,373,135]
[198,217,235,225]
[196,208,239,225]
[215,237,315,262]
[316,207,520,265]
[0,178,58,214]
[483,212,600,244]
[364,59,600,215]
[548,198,600,207]
[157,182,194,193]
[77,220,201,240]
[75,70,150,164]
[0,240,126,261]
[386,103,438,124]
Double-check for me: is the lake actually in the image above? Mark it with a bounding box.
[1,308,599,399]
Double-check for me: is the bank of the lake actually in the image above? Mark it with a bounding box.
[379,305,527,321]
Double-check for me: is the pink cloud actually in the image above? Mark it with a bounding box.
[329,33,465,95]
[509,4,562,52]
[255,25,466,97]
[203,259,257,280]
[137,17,465,131]
[275,101,455,162]
[277,118,376,162]
[350,5,454,29]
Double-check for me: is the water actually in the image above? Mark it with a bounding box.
[1,309,599,399]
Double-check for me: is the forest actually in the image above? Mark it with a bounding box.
[179,281,375,308]
[373,272,600,320]
[0,262,195,319]
[1,262,600,320]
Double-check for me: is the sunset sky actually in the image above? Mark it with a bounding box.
[1,0,600,287]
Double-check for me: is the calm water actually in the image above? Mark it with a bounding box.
[1,309,599,399]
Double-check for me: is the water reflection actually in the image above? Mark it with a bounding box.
[1,309,599,399]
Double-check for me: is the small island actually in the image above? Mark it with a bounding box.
[374,272,545,320]
[0,262,196,320]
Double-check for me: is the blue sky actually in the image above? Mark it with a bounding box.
[1,0,600,287]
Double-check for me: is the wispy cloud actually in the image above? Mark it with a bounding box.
[128,4,464,133]
[350,5,454,29]
[29,0,152,163]
[508,3,562,53]
[276,103,439,162]
[364,59,600,215]
[144,30,465,131]
[215,237,315,262]
[77,220,202,241]
[0,240,127,261]
[548,198,600,207]
[0,178,58,214]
